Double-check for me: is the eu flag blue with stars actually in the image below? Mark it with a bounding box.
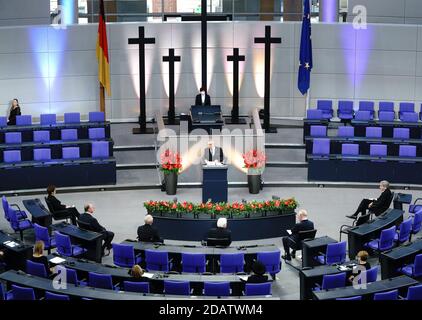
[298,0,313,95]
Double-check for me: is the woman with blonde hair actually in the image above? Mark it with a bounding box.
[30,241,53,275]
[129,264,149,282]
[7,98,21,125]
[349,250,371,283]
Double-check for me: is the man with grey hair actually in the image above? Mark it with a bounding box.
[282,209,314,261]
[204,139,224,164]
[137,214,162,243]
[347,180,392,219]
[206,217,231,247]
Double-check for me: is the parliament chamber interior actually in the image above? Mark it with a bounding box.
[1,0,422,312]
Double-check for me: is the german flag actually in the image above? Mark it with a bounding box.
[96,0,111,96]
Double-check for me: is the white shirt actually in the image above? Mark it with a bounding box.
[201,93,205,104]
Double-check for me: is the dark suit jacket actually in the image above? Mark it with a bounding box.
[247,274,268,283]
[137,224,161,243]
[8,106,21,125]
[205,147,224,162]
[290,219,314,243]
[46,195,66,212]
[207,227,231,246]
[30,255,52,275]
[370,188,392,215]
[195,93,211,106]
[78,213,106,233]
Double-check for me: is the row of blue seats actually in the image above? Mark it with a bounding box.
[0,271,271,299]
[1,112,106,127]
[24,260,271,297]
[1,141,110,164]
[2,128,106,145]
[311,138,420,159]
[309,126,414,140]
[308,101,422,122]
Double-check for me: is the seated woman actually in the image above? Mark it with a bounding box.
[7,98,21,125]
[349,250,371,283]
[30,241,54,276]
[246,261,268,283]
[46,185,80,225]
[128,265,150,282]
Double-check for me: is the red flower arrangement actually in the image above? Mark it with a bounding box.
[160,149,182,174]
[144,198,298,217]
[243,149,266,174]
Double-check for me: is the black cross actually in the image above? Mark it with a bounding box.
[226,48,246,124]
[201,0,207,89]
[128,26,156,134]
[254,25,282,133]
[163,48,181,125]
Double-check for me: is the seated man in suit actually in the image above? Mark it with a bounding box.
[282,209,314,261]
[46,185,80,225]
[137,214,162,243]
[246,261,268,283]
[78,204,114,256]
[207,217,231,247]
[346,180,392,219]
[195,87,211,106]
[203,140,224,164]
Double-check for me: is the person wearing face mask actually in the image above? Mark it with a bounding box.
[195,87,211,106]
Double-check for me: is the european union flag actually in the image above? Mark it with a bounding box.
[298,0,313,95]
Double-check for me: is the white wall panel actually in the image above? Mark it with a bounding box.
[0,53,45,79]
[361,25,418,51]
[50,76,99,102]
[355,75,415,100]
[0,78,49,103]
[0,26,48,54]
[362,51,416,76]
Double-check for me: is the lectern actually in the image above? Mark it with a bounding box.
[202,164,228,203]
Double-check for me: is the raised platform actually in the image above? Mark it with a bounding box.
[150,212,296,241]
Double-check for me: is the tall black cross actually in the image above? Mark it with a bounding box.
[254,25,282,133]
[128,26,156,134]
[163,48,181,125]
[226,48,246,125]
[201,0,207,89]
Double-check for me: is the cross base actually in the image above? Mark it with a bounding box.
[164,118,180,125]
[225,117,247,125]
[132,127,155,135]
[265,127,278,134]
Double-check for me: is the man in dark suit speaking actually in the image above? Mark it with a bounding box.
[347,180,393,219]
[282,209,314,261]
[195,87,211,106]
[203,140,224,163]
